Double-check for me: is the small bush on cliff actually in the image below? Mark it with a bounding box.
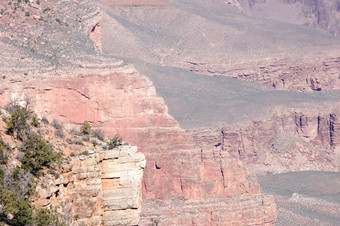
[52,119,64,138]
[70,128,80,136]
[0,190,34,225]
[51,119,63,130]
[150,218,160,226]
[73,139,83,146]
[91,140,98,147]
[41,117,49,125]
[0,167,35,225]
[107,135,123,149]
[0,167,65,225]
[80,121,91,135]
[0,109,65,225]
[0,137,10,165]
[6,105,32,141]
[55,128,64,138]
[91,128,104,141]
[82,135,89,142]
[35,208,66,226]
[31,115,40,127]
[20,132,62,177]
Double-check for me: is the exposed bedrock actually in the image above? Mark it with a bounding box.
[188,56,340,92]
[34,145,146,226]
[0,67,277,224]
[188,110,340,174]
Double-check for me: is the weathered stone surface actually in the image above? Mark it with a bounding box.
[0,68,276,224]
[188,109,340,174]
[140,194,276,226]
[186,56,340,92]
[33,145,145,226]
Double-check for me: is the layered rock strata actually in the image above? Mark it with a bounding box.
[140,148,276,226]
[188,110,340,174]
[34,145,146,226]
[0,66,277,224]
[186,56,340,92]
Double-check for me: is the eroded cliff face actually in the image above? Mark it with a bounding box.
[33,145,146,226]
[140,148,276,226]
[188,109,340,174]
[0,66,277,225]
[187,56,340,92]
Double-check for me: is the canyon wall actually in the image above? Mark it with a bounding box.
[140,147,276,226]
[187,56,340,92]
[34,145,145,226]
[189,109,340,174]
[0,66,277,224]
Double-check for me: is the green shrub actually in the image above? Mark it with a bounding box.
[80,121,91,135]
[6,105,31,141]
[107,135,123,150]
[0,190,33,225]
[20,132,62,177]
[31,115,40,127]
[0,137,10,165]
[0,167,35,225]
[35,208,66,226]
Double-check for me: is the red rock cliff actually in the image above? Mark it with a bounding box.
[0,65,276,225]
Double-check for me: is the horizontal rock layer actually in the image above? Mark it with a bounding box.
[0,67,277,224]
[34,145,145,226]
[187,56,340,92]
[188,110,340,174]
[140,194,276,226]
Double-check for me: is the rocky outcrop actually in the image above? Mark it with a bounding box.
[188,109,340,174]
[140,194,276,226]
[0,66,277,224]
[187,56,340,92]
[34,145,146,226]
[140,148,276,225]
